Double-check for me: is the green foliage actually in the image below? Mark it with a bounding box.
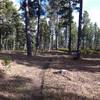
[39,18,51,50]
[81,11,100,50]
[81,49,93,54]
[81,49,100,55]
[2,56,13,66]
[58,48,68,52]
[0,0,25,51]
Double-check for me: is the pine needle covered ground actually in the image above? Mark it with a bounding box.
[0,52,100,100]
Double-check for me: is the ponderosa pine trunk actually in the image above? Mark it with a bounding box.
[25,0,32,56]
[77,0,83,58]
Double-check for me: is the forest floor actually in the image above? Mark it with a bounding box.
[0,51,100,100]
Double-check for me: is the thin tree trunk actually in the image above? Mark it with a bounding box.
[68,23,72,52]
[55,30,58,50]
[94,23,97,50]
[64,26,68,48]
[82,31,85,49]
[49,34,51,51]
[68,1,72,53]
[15,27,19,50]
[0,34,2,51]
[49,20,54,51]
[55,15,59,50]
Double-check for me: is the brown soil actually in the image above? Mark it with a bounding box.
[0,52,100,100]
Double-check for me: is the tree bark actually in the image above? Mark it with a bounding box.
[68,1,72,53]
[77,0,83,58]
[25,0,32,56]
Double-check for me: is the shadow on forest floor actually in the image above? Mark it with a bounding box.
[0,69,99,100]
[42,87,99,100]
[0,69,42,100]
[0,52,100,100]
[0,52,100,73]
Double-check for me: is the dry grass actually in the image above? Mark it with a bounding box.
[43,69,100,100]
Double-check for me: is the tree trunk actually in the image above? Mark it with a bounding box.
[25,0,32,56]
[94,23,97,50]
[55,30,58,50]
[49,20,53,51]
[35,0,40,55]
[68,1,72,53]
[0,34,2,50]
[82,31,85,49]
[64,26,68,48]
[68,23,72,52]
[55,14,59,50]
[15,27,19,50]
[76,0,83,58]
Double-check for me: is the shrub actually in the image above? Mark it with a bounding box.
[2,56,12,66]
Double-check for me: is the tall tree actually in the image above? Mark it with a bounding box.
[76,0,83,58]
[20,0,33,56]
[82,11,90,49]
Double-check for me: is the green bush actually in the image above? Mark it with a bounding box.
[2,56,13,66]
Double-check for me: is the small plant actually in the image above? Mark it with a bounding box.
[2,56,12,66]
[58,48,68,52]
